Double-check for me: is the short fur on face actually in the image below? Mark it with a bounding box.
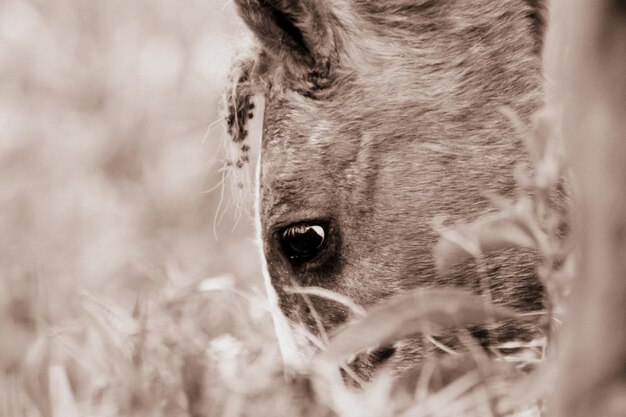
[226,0,547,378]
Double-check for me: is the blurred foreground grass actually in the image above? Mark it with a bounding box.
[0,1,278,415]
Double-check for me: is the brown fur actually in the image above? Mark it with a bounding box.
[226,0,547,378]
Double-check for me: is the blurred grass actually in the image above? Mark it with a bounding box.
[0,1,274,414]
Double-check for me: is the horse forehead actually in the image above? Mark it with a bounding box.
[260,121,358,189]
[259,112,377,224]
[261,96,363,167]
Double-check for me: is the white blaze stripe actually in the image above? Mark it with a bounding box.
[253,94,308,369]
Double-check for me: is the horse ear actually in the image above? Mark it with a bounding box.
[234,0,338,90]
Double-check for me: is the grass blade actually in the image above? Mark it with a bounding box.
[322,289,523,362]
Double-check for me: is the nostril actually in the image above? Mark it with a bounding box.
[370,345,396,365]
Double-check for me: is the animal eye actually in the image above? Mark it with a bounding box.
[280,224,326,261]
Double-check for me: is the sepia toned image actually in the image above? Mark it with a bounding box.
[1,1,625,416]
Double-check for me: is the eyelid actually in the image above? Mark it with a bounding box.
[270,217,331,236]
[279,222,328,244]
[267,206,331,231]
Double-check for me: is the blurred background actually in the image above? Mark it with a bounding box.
[0,1,274,414]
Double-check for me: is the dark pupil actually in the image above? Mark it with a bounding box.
[282,225,325,259]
